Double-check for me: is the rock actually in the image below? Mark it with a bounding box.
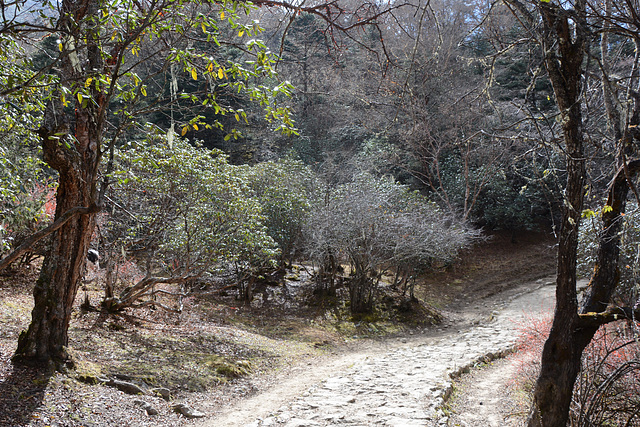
[172,403,206,418]
[150,387,171,400]
[133,399,159,415]
[105,379,145,395]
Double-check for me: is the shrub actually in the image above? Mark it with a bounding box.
[241,157,313,265]
[0,36,52,260]
[100,135,278,310]
[305,169,475,313]
[511,315,640,426]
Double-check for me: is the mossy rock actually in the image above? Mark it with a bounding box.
[69,351,104,385]
[351,312,380,323]
[206,356,252,379]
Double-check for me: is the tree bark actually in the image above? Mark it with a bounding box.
[527,0,640,419]
[14,0,104,368]
[14,172,98,366]
[527,1,588,424]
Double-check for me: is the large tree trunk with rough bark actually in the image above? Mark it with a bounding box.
[14,168,98,366]
[526,1,588,424]
[526,0,640,422]
[14,0,104,368]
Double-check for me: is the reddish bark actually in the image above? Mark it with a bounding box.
[14,0,104,367]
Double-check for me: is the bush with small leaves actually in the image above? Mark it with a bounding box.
[101,135,278,311]
[0,37,53,260]
[241,157,313,265]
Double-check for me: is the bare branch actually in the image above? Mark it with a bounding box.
[0,205,99,272]
[578,306,640,327]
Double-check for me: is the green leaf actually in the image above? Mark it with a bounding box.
[581,209,595,219]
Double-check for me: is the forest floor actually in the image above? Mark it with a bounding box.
[0,230,557,426]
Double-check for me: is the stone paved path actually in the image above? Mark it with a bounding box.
[205,278,561,427]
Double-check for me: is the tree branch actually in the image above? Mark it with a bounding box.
[0,205,98,271]
[578,306,640,328]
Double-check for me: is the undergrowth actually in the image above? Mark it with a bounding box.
[510,314,640,426]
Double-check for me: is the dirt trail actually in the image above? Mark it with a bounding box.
[197,276,563,427]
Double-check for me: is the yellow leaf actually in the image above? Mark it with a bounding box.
[193,123,199,131]
[181,126,189,136]
[191,68,198,80]
[581,209,595,219]
[220,11,225,20]
[201,22,206,33]
[58,42,63,51]
[238,30,244,37]
[603,205,613,213]
[77,92,83,104]
[207,62,214,73]
[218,68,224,79]
[85,77,93,88]
[141,86,147,96]
[234,113,239,121]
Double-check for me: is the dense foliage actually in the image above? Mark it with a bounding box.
[101,135,279,310]
[0,36,54,258]
[241,157,313,265]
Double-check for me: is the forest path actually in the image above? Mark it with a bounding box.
[197,276,562,427]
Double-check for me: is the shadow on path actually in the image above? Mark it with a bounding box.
[0,351,52,426]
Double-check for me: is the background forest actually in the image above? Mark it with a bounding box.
[1,0,566,314]
[2,0,640,425]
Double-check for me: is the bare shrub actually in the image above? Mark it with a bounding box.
[305,168,476,313]
[511,316,640,426]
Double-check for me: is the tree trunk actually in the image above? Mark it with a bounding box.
[525,0,640,420]
[14,173,97,367]
[527,130,588,427]
[527,1,588,424]
[14,0,104,368]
